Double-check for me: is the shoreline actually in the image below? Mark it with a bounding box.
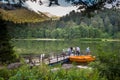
[12,38,120,42]
[12,38,64,41]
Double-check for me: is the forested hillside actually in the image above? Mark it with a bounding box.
[7,9,120,39]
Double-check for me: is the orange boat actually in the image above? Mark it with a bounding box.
[69,55,95,63]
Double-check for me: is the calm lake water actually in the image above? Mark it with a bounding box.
[11,40,120,55]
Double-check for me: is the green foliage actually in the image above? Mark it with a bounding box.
[89,44,120,80]
[0,67,19,80]
[0,68,13,80]
[0,19,19,64]
[6,9,120,39]
[60,9,120,39]
[8,64,107,80]
[8,24,103,39]
[0,77,4,80]
[113,32,120,39]
[79,38,102,41]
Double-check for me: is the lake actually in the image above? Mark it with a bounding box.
[11,39,120,56]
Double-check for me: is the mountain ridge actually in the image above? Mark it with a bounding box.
[0,7,49,23]
[23,0,120,17]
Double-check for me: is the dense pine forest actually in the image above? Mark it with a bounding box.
[7,9,120,39]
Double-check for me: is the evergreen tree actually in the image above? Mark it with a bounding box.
[0,18,18,64]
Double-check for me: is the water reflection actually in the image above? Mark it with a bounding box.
[11,40,120,55]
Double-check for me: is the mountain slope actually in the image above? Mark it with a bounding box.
[23,0,120,17]
[104,0,120,9]
[0,0,120,23]
[23,0,79,17]
[0,8,49,23]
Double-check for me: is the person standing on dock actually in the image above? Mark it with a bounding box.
[86,47,90,55]
[67,47,73,56]
[62,49,66,56]
[76,47,80,55]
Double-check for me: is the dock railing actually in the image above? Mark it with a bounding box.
[21,53,70,66]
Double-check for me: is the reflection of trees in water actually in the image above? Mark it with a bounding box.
[12,40,120,55]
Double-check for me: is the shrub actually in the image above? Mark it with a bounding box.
[0,68,11,80]
[9,64,107,80]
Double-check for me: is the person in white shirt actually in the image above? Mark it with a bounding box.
[76,47,80,55]
[86,47,90,55]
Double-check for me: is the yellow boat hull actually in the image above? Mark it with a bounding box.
[69,55,95,63]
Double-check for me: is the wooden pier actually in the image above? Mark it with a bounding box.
[21,50,90,66]
[21,53,70,66]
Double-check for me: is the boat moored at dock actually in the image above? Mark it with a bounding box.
[69,55,95,63]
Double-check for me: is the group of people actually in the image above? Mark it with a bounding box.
[63,46,91,56]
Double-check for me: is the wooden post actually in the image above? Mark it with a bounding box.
[63,54,65,59]
[33,60,35,66]
[57,55,58,62]
[40,54,43,64]
[39,55,41,63]
[48,57,50,64]
[28,55,32,64]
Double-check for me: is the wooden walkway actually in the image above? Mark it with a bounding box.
[22,53,70,66]
[47,55,69,65]
[21,50,90,66]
